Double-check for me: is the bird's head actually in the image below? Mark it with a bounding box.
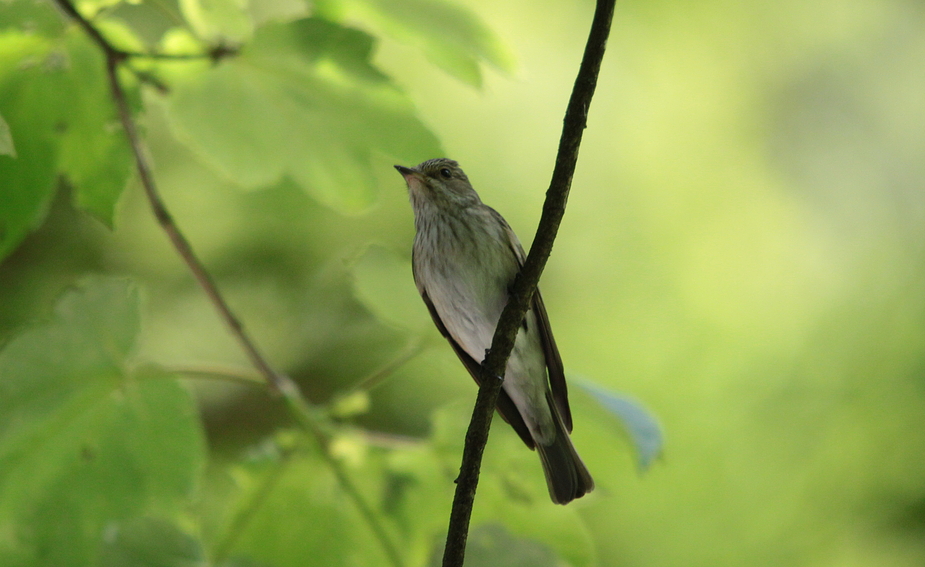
[395,158,481,208]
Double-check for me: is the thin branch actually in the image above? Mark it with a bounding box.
[125,66,171,94]
[53,0,275,390]
[122,49,230,61]
[53,2,405,565]
[52,0,126,60]
[52,0,233,62]
[344,338,426,396]
[104,52,286,394]
[165,364,266,386]
[440,1,617,566]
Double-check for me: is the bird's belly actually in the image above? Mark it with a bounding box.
[423,260,554,441]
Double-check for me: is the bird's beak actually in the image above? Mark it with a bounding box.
[395,165,426,192]
[394,164,416,179]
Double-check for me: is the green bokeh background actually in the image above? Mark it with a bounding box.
[1,0,924,565]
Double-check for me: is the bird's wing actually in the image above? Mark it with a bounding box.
[418,284,535,448]
[495,214,573,433]
[531,289,572,431]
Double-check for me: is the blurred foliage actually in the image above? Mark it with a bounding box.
[1,0,924,566]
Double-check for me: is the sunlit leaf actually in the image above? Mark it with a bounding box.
[578,381,663,471]
[56,33,135,227]
[164,17,441,214]
[180,0,253,43]
[248,0,309,26]
[93,15,150,53]
[329,389,372,418]
[0,28,134,260]
[316,0,514,87]
[75,0,123,17]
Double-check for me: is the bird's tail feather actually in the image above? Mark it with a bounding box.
[535,395,594,504]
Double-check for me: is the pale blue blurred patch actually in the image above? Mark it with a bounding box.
[576,380,663,472]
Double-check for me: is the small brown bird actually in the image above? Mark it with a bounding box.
[395,158,593,504]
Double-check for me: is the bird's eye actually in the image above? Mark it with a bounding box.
[439,168,452,179]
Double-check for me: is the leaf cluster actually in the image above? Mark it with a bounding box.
[0,1,655,566]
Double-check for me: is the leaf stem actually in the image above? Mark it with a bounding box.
[345,338,427,395]
[164,364,266,386]
[440,1,617,565]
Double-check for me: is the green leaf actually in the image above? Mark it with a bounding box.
[0,29,134,261]
[99,517,205,567]
[578,381,663,471]
[92,15,150,54]
[180,0,254,43]
[56,33,135,227]
[0,32,61,261]
[0,0,65,36]
[0,277,206,566]
[163,17,441,214]
[249,0,309,27]
[317,0,514,87]
[349,245,430,331]
[0,111,15,157]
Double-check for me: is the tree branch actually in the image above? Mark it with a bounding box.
[53,0,233,62]
[53,2,404,565]
[440,1,617,565]
[105,51,287,394]
[53,0,278,392]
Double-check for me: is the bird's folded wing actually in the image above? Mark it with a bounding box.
[532,289,571,432]
[419,287,535,448]
[497,217,573,433]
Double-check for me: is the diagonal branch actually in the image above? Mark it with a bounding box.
[441,1,617,565]
[52,0,125,60]
[52,0,281,392]
[53,2,405,566]
[102,49,286,394]
[53,0,233,62]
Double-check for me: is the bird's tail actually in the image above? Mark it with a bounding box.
[535,395,594,504]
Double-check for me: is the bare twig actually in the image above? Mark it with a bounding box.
[107,54,286,394]
[52,0,125,59]
[165,364,266,386]
[55,0,280,393]
[344,338,426,395]
[122,48,237,61]
[440,1,617,566]
[53,2,404,566]
[53,0,232,62]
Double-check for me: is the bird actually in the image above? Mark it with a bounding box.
[395,158,593,504]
